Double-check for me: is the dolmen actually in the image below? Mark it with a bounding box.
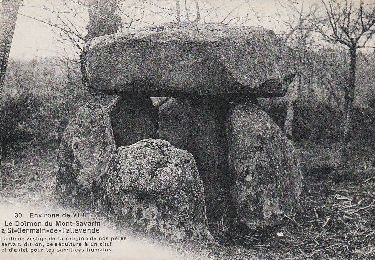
[57,23,302,242]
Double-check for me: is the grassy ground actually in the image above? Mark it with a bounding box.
[0,145,57,204]
[1,143,375,259]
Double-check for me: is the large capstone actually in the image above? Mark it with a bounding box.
[85,23,295,98]
[102,139,212,242]
[56,95,157,207]
[227,102,303,228]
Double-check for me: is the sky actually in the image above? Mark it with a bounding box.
[8,0,375,60]
[8,0,289,60]
[9,0,87,60]
[9,4,55,60]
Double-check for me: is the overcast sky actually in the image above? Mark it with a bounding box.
[10,0,85,60]
[8,0,295,60]
[8,0,374,60]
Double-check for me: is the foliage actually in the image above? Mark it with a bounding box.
[1,58,88,157]
[262,97,375,147]
[352,105,375,147]
[292,100,343,144]
[0,91,42,156]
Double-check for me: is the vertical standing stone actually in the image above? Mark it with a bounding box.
[159,97,236,236]
[189,98,230,227]
[56,97,117,208]
[57,95,158,208]
[227,102,302,228]
[158,98,192,150]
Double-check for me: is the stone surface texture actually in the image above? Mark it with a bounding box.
[56,95,157,205]
[85,23,295,97]
[158,98,233,230]
[103,139,212,242]
[227,102,303,228]
[56,97,117,206]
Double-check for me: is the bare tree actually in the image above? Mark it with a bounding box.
[273,1,317,138]
[176,0,181,24]
[0,0,23,170]
[82,0,121,87]
[19,0,121,87]
[310,0,375,165]
[176,0,201,24]
[86,0,122,40]
[0,0,23,92]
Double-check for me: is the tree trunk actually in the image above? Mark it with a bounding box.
[79,48,89,87]
[342,47,357,167]
[83,0,121,87]
[194,0,200,22]
[86,0,121,40]
[285,77,298,139]
[0,0,22,176]
[176,0,181,24]
[0,0,22,90]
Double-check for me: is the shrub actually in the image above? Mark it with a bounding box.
[352,106,375,147]
[260,99,343,144]
[0,92,42,157]
[292,101,343,143]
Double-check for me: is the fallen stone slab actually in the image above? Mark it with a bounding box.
[85,23,296,98]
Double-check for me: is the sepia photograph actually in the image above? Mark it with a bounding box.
[1,0,375,259]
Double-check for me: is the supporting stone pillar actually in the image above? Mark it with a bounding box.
[56,97,117,209]
[189,97,232,228]
[56,94,158,208]
[227,102,303,229]
[159,97,237,238]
